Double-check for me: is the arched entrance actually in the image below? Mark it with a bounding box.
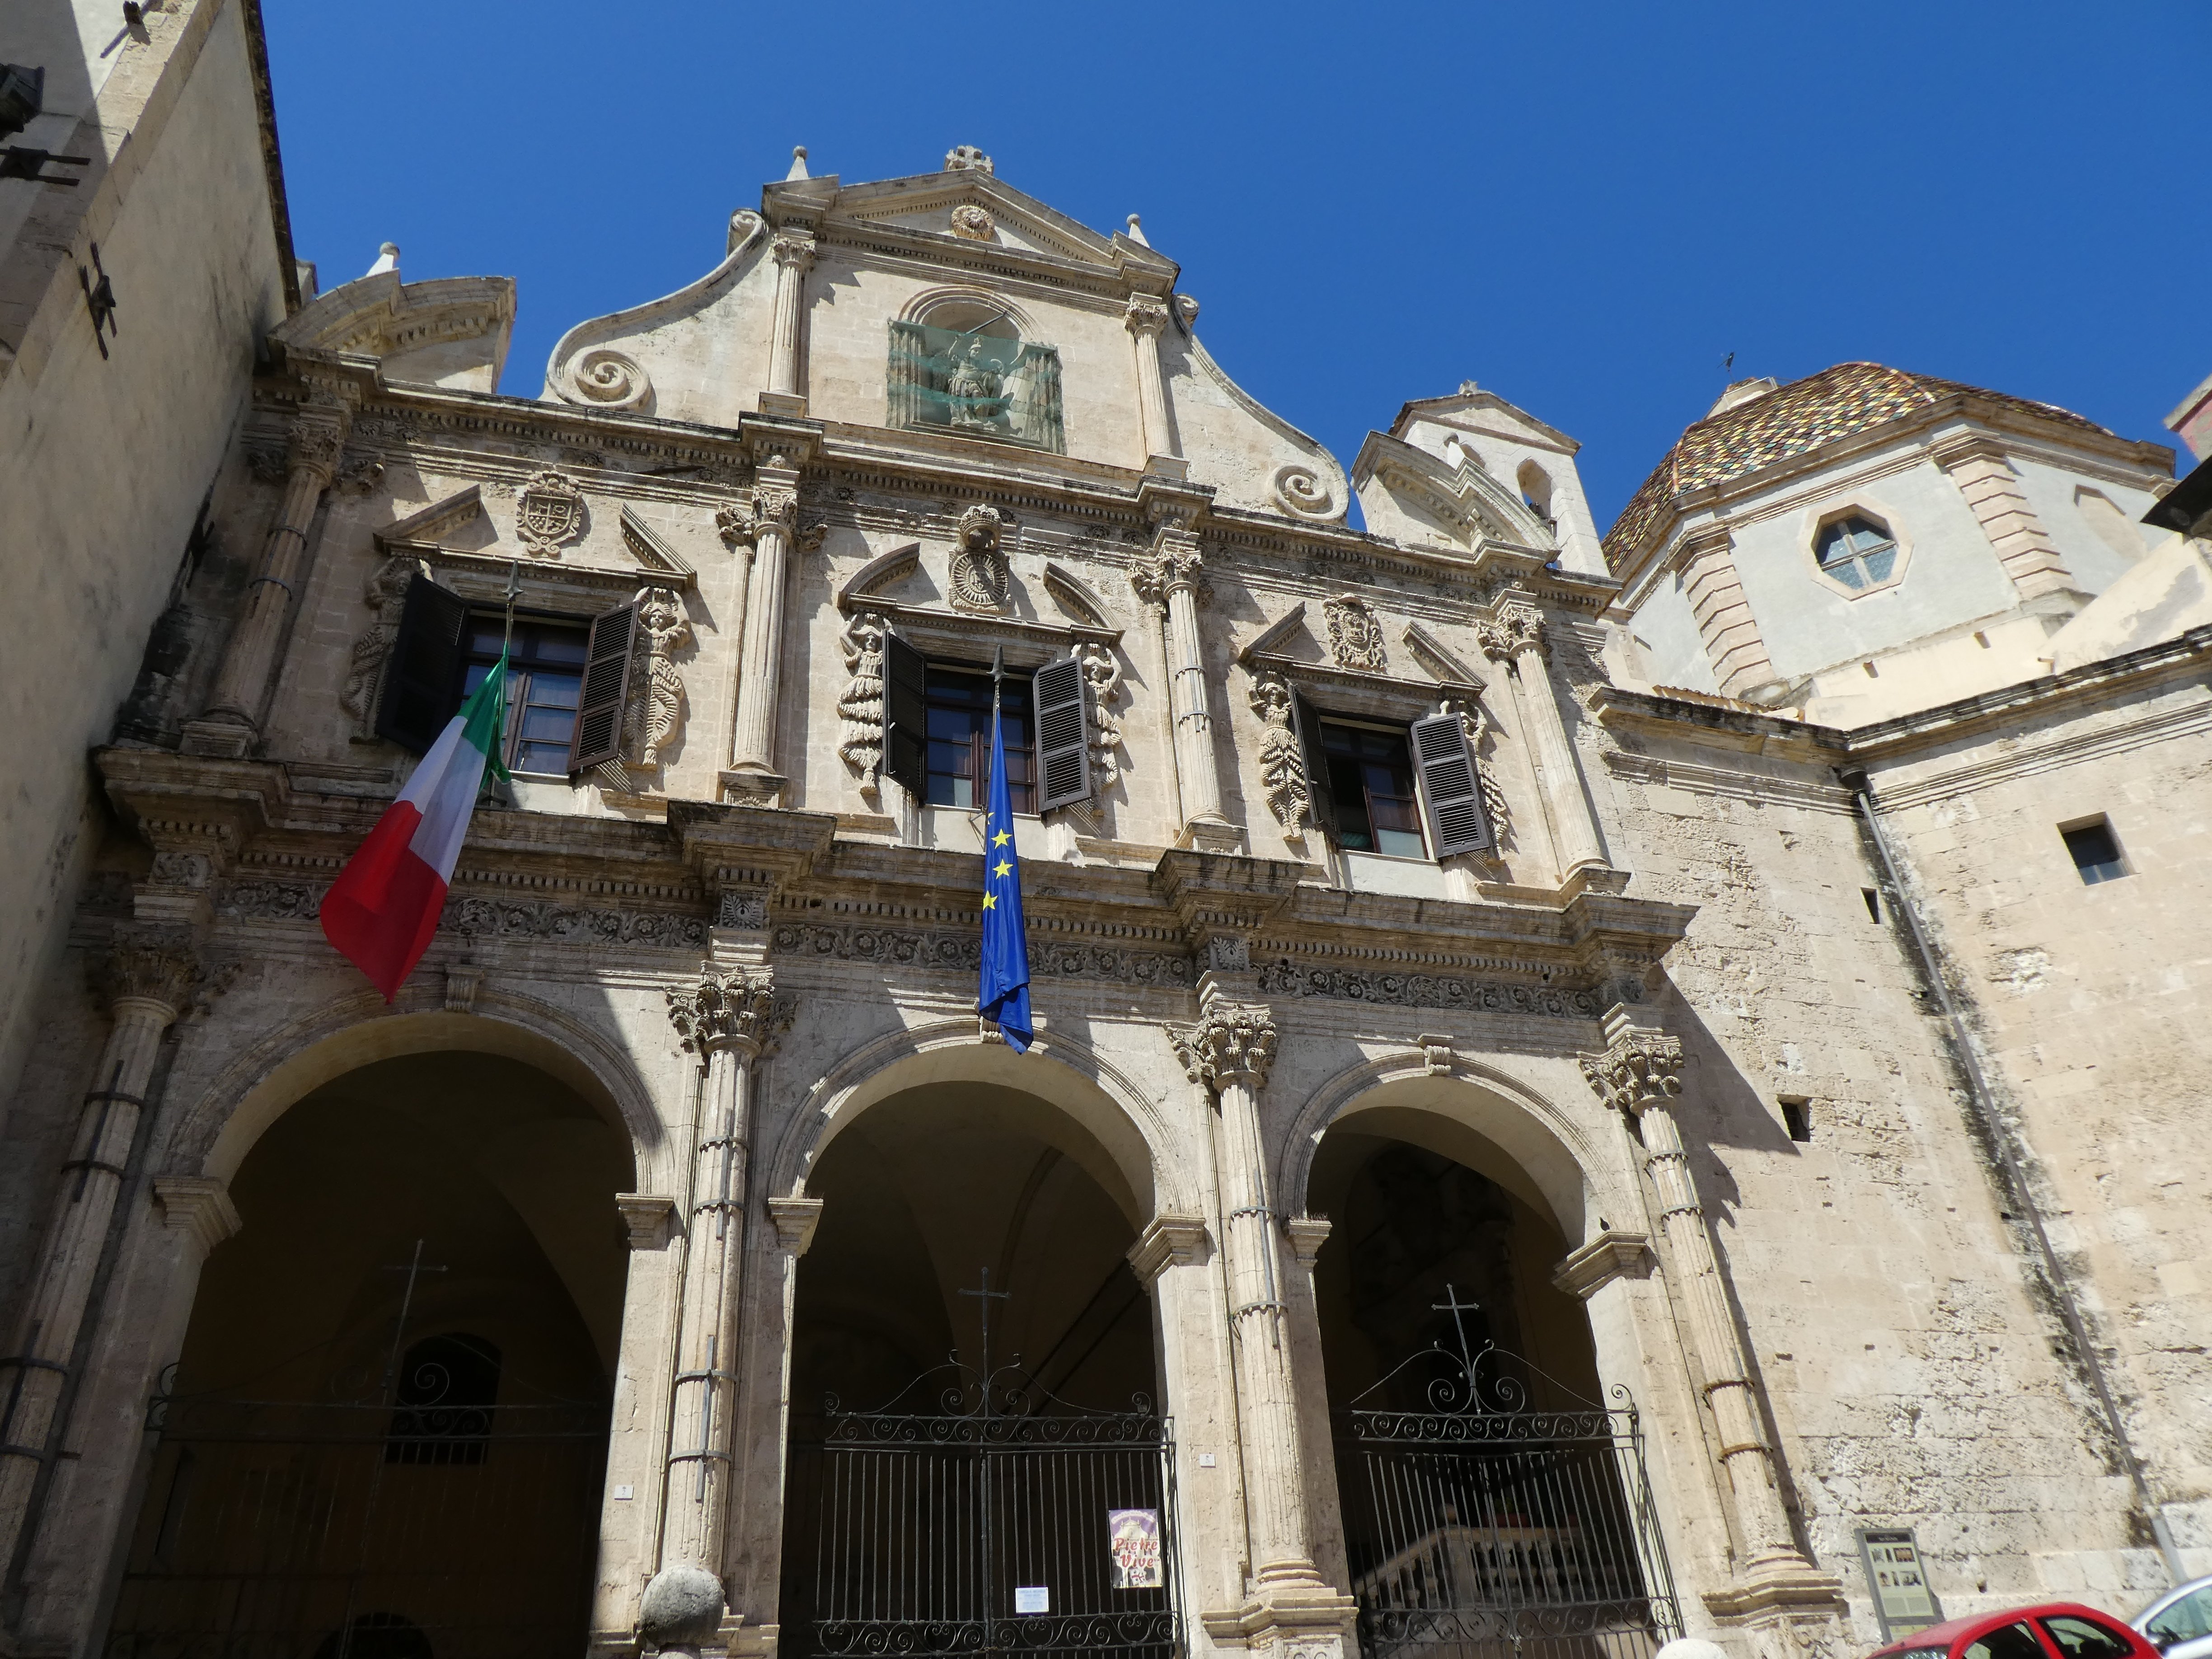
[104,1049,634,1658]
[1308,1109,1679,1659]
[778,1080,1178,1659]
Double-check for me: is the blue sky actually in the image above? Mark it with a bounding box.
[264,2,2211,530]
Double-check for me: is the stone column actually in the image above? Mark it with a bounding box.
[184,408,347,754]
[0,931,198,1576]
[644,970,786,1650]
[723,467,800,804]
[762,230,815,412]
[1478,599,1609,884]
[1931,432,2081,602]
[1133,521,1236,851]
[713,501,760,784]
[1578,1008,1834,1600]
[1125,295,1177,470]
[1172,988,1355,1653]
[1675,524,1782,700]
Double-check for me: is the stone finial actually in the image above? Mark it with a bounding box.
[943,145,994,175]
[786,144,810,182]
[1125,214,1150,247]
[1171,986,1279,1092]
[666,969,785,1060]
[1578,1006,1684,1117]
[365,241,399,277]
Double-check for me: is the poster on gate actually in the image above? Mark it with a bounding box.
[1108,1509,1162,1589]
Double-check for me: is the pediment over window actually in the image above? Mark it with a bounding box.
[372,486,697,602]
[1352,429,1555,554]
[1236,600,1483,723]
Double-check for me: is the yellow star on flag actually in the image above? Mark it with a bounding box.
[982,892,998,909]
[992,829,1012,848]
[994,859,1013,877]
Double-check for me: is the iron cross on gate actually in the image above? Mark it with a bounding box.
[1433,1282,1483,1373]
[958,1266,1012,1406]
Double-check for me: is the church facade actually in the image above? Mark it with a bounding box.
[2,137,2209,1659]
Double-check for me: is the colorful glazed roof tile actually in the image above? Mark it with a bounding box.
[1604,363,2109,573]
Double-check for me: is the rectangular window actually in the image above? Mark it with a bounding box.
[1780,1098,1812,1143]
[1318,720,1426,859]
[923,664,1035,813]
[461,616,589,776]
[2060,818,2127,885]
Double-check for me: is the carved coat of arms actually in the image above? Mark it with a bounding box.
[517,469,586,558]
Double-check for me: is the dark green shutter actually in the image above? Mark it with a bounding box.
[567,600,637,773]
[883,631,928,797]
[374,574,470,755]
[1410,712,1491,858]
[1032,655,1091,811]
[1293,693,1337,842]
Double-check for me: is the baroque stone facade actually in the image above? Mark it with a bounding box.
[1,137,2208,1659]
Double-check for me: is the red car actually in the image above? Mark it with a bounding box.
[1871,1603,2160,1659]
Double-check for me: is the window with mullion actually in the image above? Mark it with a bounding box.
[923,664,1034,812]
[1319,720,1426,859]
[460,616,589,775]
[1815,516,1898,590]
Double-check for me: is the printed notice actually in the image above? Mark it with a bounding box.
[1858,1528,1941,1639]
[1014,1587,1050,1615]
[1108,1509,1163,1590]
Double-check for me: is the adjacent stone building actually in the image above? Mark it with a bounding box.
[1,136,2207,1659]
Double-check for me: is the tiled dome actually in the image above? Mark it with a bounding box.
[1603,363,2108,573]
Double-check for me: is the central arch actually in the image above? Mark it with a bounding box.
[773,1040,1181,1659]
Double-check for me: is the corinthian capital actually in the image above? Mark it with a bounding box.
[1130,542,1206,611]
[771,231,817,272]
[1578,1015,1683,1117]
[1476,598,1547,663]
[1125,295,1171,339]
[94,927,206,1018]
[1171,987,1279,1092]
[666,969,787,1060]
[284,415,346,486]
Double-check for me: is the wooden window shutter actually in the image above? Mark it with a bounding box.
[567,600,638,773]
[1032,655,1091,812]
[1409,712,1492,859]
[882,630,928,797]
[374,573,471,756]
[1293,693,1338,841]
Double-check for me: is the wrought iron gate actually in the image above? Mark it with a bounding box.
[785,1359,1180,1659]
[1334,1318,1680,1659]
[102,1381,606,1657]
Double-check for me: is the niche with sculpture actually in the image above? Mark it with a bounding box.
[887,300,1064,453]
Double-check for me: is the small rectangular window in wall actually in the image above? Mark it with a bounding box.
[2060,818,2128,886]
[1779,1097,1813,1143]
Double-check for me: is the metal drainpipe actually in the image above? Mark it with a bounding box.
[1839,765,2185,1585]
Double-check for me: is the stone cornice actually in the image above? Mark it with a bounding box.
[1592,623,2212,769]
[1550,1230,1654,1300]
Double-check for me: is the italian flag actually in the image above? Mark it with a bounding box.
[321,656,508,1000]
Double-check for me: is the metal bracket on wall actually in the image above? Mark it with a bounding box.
[79,242,117,358]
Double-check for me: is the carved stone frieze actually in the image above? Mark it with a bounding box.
[1254,959,1613,1019]
[215,880,709,950]
[1578,1021,1685,1116]
[342,553,420,737]
[1325,593,1387,672]
[837,612,888,797]
[1169,987,1278,1092]
[1076,641,1125,786]
[665,968,789,1060]
[948,504,1010,611]
[626,586,690,768]
[1248,670,1311,837]
[516,469,586,558]
[716,892,770,931]
[772,922,1194,989]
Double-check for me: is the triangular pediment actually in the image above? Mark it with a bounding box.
[808,170,1172,279]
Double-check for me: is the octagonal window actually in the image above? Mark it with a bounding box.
[1815,515,1898,590]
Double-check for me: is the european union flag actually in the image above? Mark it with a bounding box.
[977,694,1033,1052]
